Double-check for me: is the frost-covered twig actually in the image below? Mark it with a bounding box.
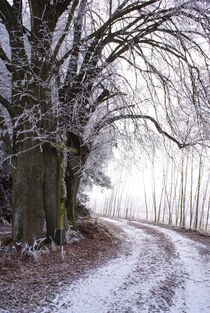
[21,238,49,261]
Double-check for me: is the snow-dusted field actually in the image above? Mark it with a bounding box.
[42,218,210,313]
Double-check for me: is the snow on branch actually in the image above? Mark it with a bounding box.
[94,113,192,150]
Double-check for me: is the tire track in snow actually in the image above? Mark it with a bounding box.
[125,221,185,312]
[146,223,210,313]
[41,218,210,313]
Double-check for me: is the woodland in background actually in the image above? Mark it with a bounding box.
[0,0,209,244]
[91,147,209,232]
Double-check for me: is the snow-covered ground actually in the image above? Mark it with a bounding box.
[42,218,210,313]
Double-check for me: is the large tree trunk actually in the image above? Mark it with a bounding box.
[12,146,24,241]
[12,141,44,244]
[43,145,59,240]
[65,154,81,228]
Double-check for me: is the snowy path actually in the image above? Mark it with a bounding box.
[42,218,210,313]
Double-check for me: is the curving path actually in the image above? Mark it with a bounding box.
[42,218,210,313]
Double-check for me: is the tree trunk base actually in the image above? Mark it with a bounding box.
[54,229,65,245]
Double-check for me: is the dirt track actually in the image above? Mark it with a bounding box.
[1,218,210,312]
[40,218,210,313]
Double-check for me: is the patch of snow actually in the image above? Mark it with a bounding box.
[40,218,210,313]
[149,224,210,313]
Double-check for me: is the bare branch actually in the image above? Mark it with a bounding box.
[0,94,12,116]
[0,0,16,30]
[50,0,80,64]
[95,114,191,149]
[0,44,13,72]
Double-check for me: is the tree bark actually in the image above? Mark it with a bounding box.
[12,145,24,241]
[12,141,44,244]
[65,154,81,228]
[43,145,59,240]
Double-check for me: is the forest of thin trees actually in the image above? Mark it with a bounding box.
[91,148,209,232]
[0,0,209,244]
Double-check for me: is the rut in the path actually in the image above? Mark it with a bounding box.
[107,222,185,313]
[42,219,191,313]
